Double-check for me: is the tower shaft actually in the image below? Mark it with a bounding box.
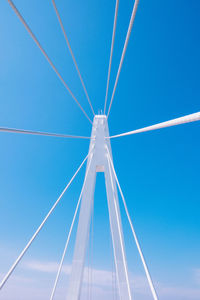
[66,115,131,300]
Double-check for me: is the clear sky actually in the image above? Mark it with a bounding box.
[0,0,200,299]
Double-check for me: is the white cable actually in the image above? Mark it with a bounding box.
[107,0,139,118]
[104,0,119,114]
[107,150,159,300]
[7,0,92,125]
[107,155,132,300]
[50,155,93,300]
[0,127,90,139]
[0,152,89,291]
[52,0,95,116]
[109,111,200,139]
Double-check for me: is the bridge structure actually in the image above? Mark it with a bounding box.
[0,0,200,299]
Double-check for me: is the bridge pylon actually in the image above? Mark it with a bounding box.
[66,115,132,300]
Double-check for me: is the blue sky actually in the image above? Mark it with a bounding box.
[0,0,200,299]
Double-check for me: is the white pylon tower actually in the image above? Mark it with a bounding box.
[66,114,132,300]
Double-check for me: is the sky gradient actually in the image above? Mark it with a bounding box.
[0,0,200,299]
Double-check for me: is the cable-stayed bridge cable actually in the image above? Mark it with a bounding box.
[109,111,200,139]
[107,149,159,300]
[7,0,92,125]
[0,127,90,139]
[104,0,119,114]
[0,152,89,291]
[107,0,139,118]
[50,155,93,300]
[52,0,95,116]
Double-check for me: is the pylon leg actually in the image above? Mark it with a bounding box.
[105,157,132,299]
